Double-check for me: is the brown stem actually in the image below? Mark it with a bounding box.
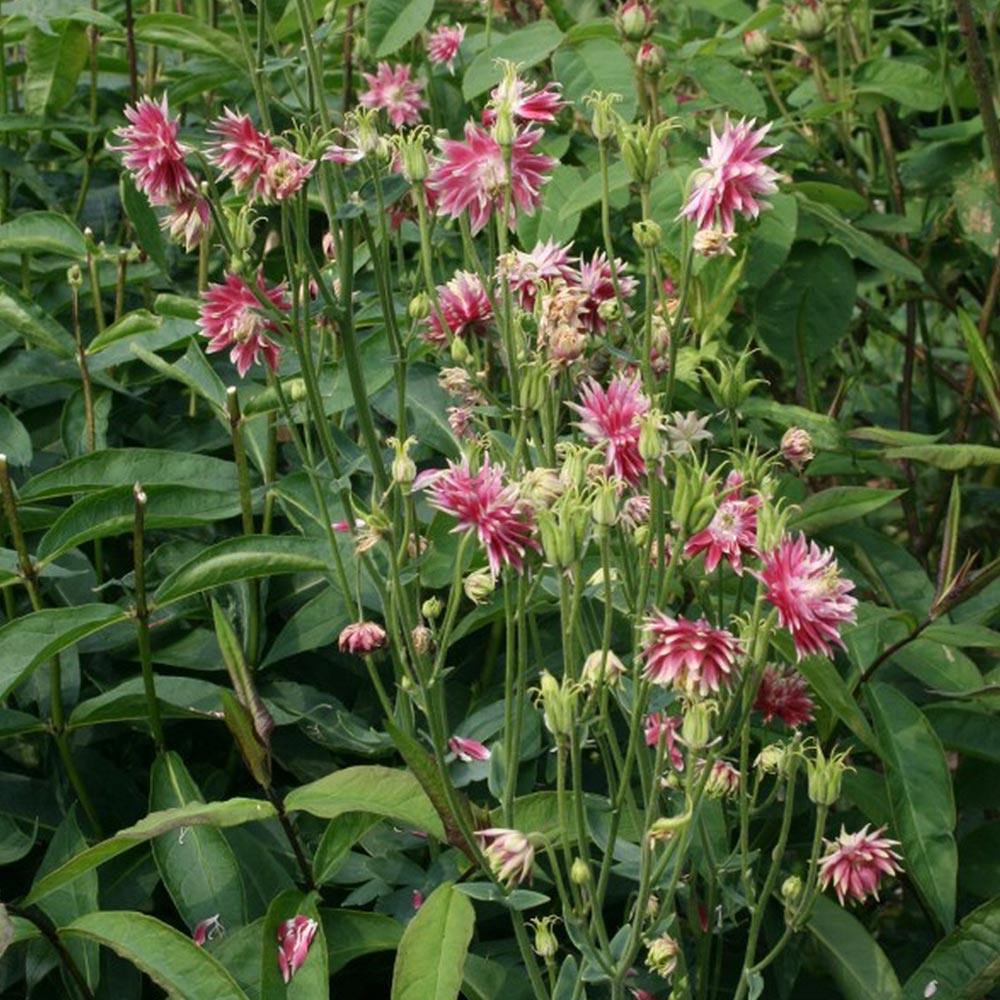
[858,617,932,686]
[123,0,139,102]
[7,905,97,1000]
[955,0,1000,204]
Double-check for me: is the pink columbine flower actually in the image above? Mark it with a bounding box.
[425,271,493,345]
[427,24,465,72]
[113,95,197,205]
[567,374,650,487]
[759,534,857,660]
[684,494,761,575]
[681,116,781,233]
[475,828,535,886]
[818,825,903,906]
[198,273,290,377]
[576,250,638,333]
[780,427,814,469]
[162,195,211,252]
[644,711,685,771]
[499,239,576,312]
[449,735,492,762]
[359,63,427,127]
[415,456,539,577]
[702,759,741,799]
[261,147,314,201]
[753,665,814,728]
[428,123,556,234]
[483,77,566,126]
[338,621,388,655]
[193,914,224,947]
[641,613,741,696]
[277,915,318,984]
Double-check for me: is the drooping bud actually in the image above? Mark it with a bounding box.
[780,427,814,469]
[422,596,443,620]
[742,28,771,58]
[571,857,590,885]
[409,292,431,321]
[754,741,788,776]
[475,827,536,886]
[581,648,627,689]
[781,875,804,905]
[692,228,736,257]
[702,759,741,799]
[412,625,434,655]
[633,218,663,250]
[464,568,496,604]
[785,0,828,39]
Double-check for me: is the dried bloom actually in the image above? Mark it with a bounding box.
[537,284,589,366]
[193,914,224,947]
[645,932,679,979]
[198,273,290,377]
[518,467,564,510]
[759,534,857,659]
[499,239,577,311]
[425,271,493,345]
[780,427,814,469]
[483,77,566,126]
[338,621,388,655]
[162,195,211,252]
[448,735,492,762]
[684,494,761,575]
[620,494,651,531]
[692,227,737,257]
[664,411,713,456]
[582,649,627,689]
[448,405,474,440]
[427,24,466,72]
[415,456,539,576]
[644,711,685,770]
[359,62,427,127]
[277,915,318,984]
[818,826,903,906]
[428,123,556,234]
[701,759,741,798]
[567,374,650,487]
[681,117,781,233]
[113,95,197,204]
[642,613,741,696]
[753,665,814,728]
[576,250,637,332]
[475,828,535,886]
[261,147,314,201]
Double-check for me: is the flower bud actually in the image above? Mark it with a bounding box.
[804,742,852,806]
[421,596,443,620]
[585,91,621,142]
[781,874,804,904]
[636,40,666,76]
[785,0,827,39]
[450,336,470,364]
[633,218,663,250]
[647,813,690,845]
[780,427,814,469]
[615,0,657,40]
[67,265,83,289]
[534,670,576,741]
[409,292,431,321]
[742,28,771,58]
[530,916,559,959]
[571,857,590,885]
[399,132,429,182]
[638,411,664,465]
[411,625,434,655]
[492,105,516,150]
[681,699,717,749]
[702,759,741,799]
[754,741,787,776]
[386,436,417,489]
[581,649,627,689]
[591,478,619,527]
[464,568,495,604]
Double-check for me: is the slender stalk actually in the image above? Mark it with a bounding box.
[7,905,97,1000]
[70,276,97,454]
[264,785,317,891]
[133,484,166,752]
[124,0,140,101]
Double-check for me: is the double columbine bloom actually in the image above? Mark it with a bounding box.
[818,826,903,905]
[475,828,535,887]
[641,614,741,696]
[359,62,427,126]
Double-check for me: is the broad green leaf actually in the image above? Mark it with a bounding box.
[924,704,1000,765]
[86,310,161,355]
[741,397,846,450]
[366,0,433,57]
[262,587,349,667]
[0,708,46,740]
[323,909,402,974]
[68,676,225,729]
[900,895,1000,1000]
[153,536,329,606]
[24,22,89,116]
[260,891,328,1000]
[313,814,380,884]
[150,752,248,932]
[516,163,584,247]
[20,448,239,500]
[788,487,904,534]
[953,162,1000,258]
[133,13,243,65]
[924,623,1000,651]
[849,426,944,447]
[62,911,252,1000]
[688,56,766,118]
[0,404,32,466]
[210,919,265,999]
[799,199,922,282]
[285,766,445,840]
[744,192,798,288]
[889,640,982,694]
[0,278,75,357]
[796,655,878,751]
[131,338,228,414]
[463,952,533,1000]
[462,22,565,100]
[560,160,630,219]
[552,40,637,122]
[24,796,276,905]
[120,174,170,274]
[884,444,1000,470]
[38,484,243,563]
[0,604,127,700]
[867,683,957,933]
[0,211,85,257]
[854,59,944,112]
[391,883,475,1000]
[807,894,901,1000]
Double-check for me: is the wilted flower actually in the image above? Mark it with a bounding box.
[448,735,491,762]
[427,24,465,72]
[684,493,761,575]
[359,62,427,126]
[498,239,576,311]
[416,456,538,576]
[425,271,493,345]
[193,914,224,947]
[780,427,814,469]
[537,284,589,366]
[644,711,685,770]
[759,534,857,659]
[162,195,211,252]
[620,494,651,531]
[476,828,535,886]
[692,227,737,257]
[645,932,679,978]
[338,621,388,654]
[582,649,627,689]
[483,77,566,126]
[701,759,741,798]
[428,123,556,234]
[277,915,318,984]
[198,273,290,377]
[567,374,650,488]
[642,613,741,696]
[464,567,496,603]
[576,250,638,332]
[753,666,814,728]
[681,117,781,233]
[818,826,903,905]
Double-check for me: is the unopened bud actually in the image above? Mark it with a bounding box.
[409,292,431,321]
[638,412,664,464]
[530,916,559,959]
[785,0,827,39]
[633,218,663,250]
[781,875,804,904]
[450,336,470,364]
[534,670,576,741]
[681,699,717,749]
[411,625,434,655]
[421,596,443,620]
[571,857,590,885]
[780,427,814,469]
[804,742,851,806]
[67,265,83,288]
[636,40,666,75]
[742,28,771,58]
[386,436,417,488]
[615,0,657,40]
[464,568,495,604]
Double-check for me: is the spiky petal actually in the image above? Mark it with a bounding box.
[684,494,761,575]
[818,825,903,906]
[753,665,814,728]
[338,621,388,655]
[644,711,685,770]
[425,271,493,345]
[483,77,566,125]
[475,828,535,886]
[359,62,427,127]
[448,736,491,762]
[641,612,741,695]
[427,24,465,72]
[277,916,318,984]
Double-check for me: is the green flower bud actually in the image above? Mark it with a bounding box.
[530,916,560,959]
[639,411,664,464]
[781,874,804,904]
[386,436,417,489]
[409,292,431,321]
[633,218,663,250]
[571,857,591,885]
[66,265,83,289]
[584,91,622,143]
[754,741,787,776]
[399,131,430,182]
[804,741,852,806]
[534,670,576,741]
[450,336,470,364]
[681,699,717,749]
[785,0,827,39]
[464,568,495,604]
[742,28,771,58]
[591,478,619,527]
[615,0,657,40]
[421,596,443,620]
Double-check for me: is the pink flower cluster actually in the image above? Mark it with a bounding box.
[753,665,814,728]
[427,24,465,73]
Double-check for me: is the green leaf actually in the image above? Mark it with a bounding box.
[259,891,328,1000]
[744,192,798,288]
[958,822,1000,900]
[391,883,475,1000]
[552,40,637,122]
[120,174,169,274]
[462,22,565,100]
[0,278,75,357]
[517,163,585,247]
[0,404,32,466]
[924,704,1000,765]
[68,676,225,729]
[807,894,901,1000]
[24,22,89,116]
[323,909,402,975]
[132,13,243,65]
[130,338,228,415]
[19,448,239,499]
[366,0,433,58]
[0,604,127,700]
[867,683,957,933]
[62,911,252,1000]
[24,796,276,905]
[888,640,982,694]
[153,536,329,606]
[0,211,85,257]
[688,57,766,118]
[788,487,904,534]
[86,309,161,355]
[313,814,380,884]
[262,587,349,667]
[796,655,878,752]
[884,444,1000,470]
[285,766,445,840]
[854,59,944,112]
[900,895,1000,1000]
[150,752,248,932]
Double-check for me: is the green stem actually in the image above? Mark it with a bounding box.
[133,484,166,752]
